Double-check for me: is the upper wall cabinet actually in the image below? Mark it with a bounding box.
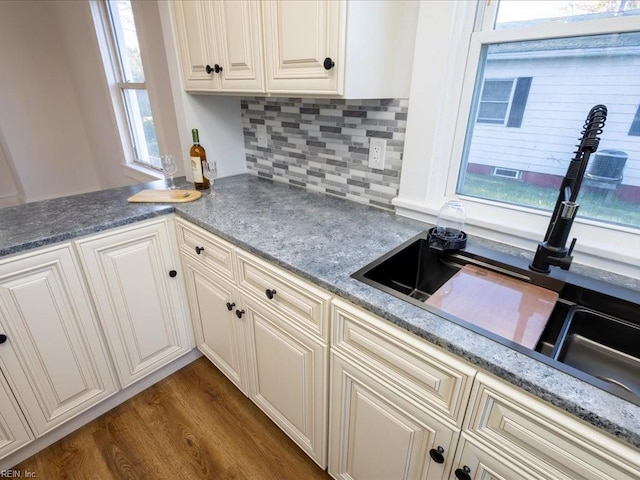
[171,0,418,98]
[262,0,344,95]
[172,0,265,93]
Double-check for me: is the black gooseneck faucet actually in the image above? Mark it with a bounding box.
[529,104,608,273]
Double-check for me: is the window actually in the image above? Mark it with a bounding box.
[477,77,532,126]
[99,0,160,170]
[458,4,640,230]
[630,104,640,136]
[395,0,640,275]
[477,79,514,124]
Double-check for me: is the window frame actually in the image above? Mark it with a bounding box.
[90,0,164,180]
[394,1,640,278]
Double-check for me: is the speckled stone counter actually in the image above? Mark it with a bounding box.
[1,174,639,450]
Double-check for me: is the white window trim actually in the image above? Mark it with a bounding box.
[90,0,163,182]
[394,1,640,279]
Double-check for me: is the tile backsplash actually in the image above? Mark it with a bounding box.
[241,97,408,210]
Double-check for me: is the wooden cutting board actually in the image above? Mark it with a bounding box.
[127,189,202,203]
[425,264,558,349]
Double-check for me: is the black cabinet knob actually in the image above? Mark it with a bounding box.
[454,466,471,480]
[323,57,335,70]
[429,446,445,464]
[169,270,177,278]
[0,334,6,344]
[265,289,277,300]
[206,64,223,74]
[195,246,205,255]
[235,309,245,319]
[226,302,236,311]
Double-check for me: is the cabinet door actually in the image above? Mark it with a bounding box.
[172,0,219,91]
[0,246,117,436]
[76,220,192,388]
[243,298,328,468]
[182,256,247,394]
[213,0,265,93]
[263,0,345,94]
[449,437,523,480]
[329,352,457,480]
[0,372,34,458]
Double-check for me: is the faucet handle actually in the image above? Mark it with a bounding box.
[568,238,577,255]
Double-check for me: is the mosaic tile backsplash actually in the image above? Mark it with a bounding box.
[241,97,408,210]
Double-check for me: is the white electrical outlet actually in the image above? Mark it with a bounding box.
[368,137,387,170]
[256,124,268,148]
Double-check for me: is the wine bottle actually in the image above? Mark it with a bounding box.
[190,129,210,190]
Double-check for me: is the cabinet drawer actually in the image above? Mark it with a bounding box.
[236,251,331,341]
[176,219,235,282]
[464,373,640,480]
[331,299,475,426]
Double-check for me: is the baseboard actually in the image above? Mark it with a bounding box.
[2,349,202,470]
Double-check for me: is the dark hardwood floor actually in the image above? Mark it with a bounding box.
[15,357,332,480]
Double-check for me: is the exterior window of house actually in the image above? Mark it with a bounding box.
[457,1,640,230]
[477,79,514,124]
[102,0,160,170]
[478,77,532,126]
[630,105,640,136]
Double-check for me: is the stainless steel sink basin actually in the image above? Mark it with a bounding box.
[552,307,640,397]
[353,231,640,405]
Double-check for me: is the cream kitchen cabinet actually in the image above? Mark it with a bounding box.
[178,226,249,395]
[176,218,331,468]
[329,298,640,480]
[0,367,35,458]
[452,372,640,480]
[172,0,264,93]
[0,245,118,442]
[329,298,476,479]
[75,217,193,388]
[171,0,417,98]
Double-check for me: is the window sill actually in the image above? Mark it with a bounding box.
[392,195,640,281]
[121,162,164,184]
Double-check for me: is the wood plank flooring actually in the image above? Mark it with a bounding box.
[15,357,332,480]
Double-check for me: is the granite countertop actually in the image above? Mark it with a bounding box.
[1,174,639,450]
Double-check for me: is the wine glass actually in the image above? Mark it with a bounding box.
[161,155,178,190]
[204,160,218,196]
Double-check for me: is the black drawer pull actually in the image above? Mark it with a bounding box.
[226,302,236,311]
[195,246,205,255]
[265,289,277,300]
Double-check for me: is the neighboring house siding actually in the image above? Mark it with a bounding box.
[467,52,640,189]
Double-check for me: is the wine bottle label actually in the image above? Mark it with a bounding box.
[191,156,203,183]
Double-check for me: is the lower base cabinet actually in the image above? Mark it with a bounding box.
[328,351,457,479]
[244,298,328,466]
[177,218,330,468]
[328,300,640,480]
[0,244,118,442]
[76,217,193,388]
[0,373,34,458]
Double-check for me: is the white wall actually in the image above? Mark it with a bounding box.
[0,138,20,207]
[0,0,102,203]
[0,0,199,205]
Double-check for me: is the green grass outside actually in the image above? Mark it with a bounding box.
[460,173,640,228]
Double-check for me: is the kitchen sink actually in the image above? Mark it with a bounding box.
[353,231,640,405]
[552,307,640,398]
